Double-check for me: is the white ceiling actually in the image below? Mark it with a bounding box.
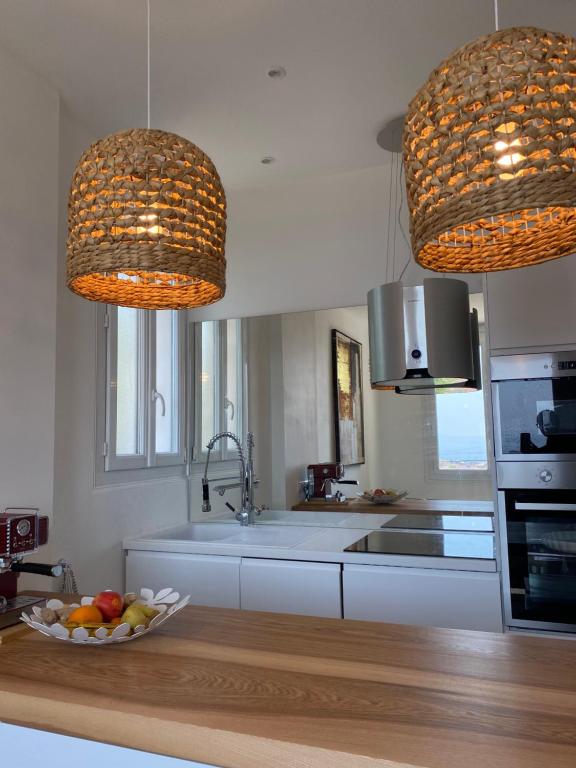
[0,0,575,190]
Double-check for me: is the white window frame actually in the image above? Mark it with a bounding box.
[191,318,248,466]
[96,305,187,485]
[424,327,491,482]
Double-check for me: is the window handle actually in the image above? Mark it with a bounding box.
[152,388,166,417]
[224,397,235,422]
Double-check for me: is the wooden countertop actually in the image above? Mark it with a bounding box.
[1,601,575,768]
[292,497,495,515]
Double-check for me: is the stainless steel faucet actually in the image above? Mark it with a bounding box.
[202,431,257,526]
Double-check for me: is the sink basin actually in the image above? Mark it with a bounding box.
[141,523,238,543]
[140,522,324,548]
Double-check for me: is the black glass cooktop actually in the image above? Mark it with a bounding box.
[345,531,495,559]
[380,515,493,532]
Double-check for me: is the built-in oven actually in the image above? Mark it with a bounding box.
[492,351,576,463]
[498,488,576,633]
[493,352,576,632]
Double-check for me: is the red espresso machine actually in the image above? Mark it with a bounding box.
[304,463,359,501]
[0,509,62,630]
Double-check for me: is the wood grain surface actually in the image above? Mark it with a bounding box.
[292,498,495,515]
[0,603,574,768]
[0,622,31,644]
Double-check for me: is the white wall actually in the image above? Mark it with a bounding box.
[52,107,188,594]
[0,44,59,583]
[191,162,483,323]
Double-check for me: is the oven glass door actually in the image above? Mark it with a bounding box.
[505,490,576,629]
[495,376,576,458]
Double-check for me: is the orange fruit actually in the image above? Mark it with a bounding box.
[68,605,104,624]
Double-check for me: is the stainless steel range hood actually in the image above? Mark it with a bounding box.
[367,278,474,391]
[395,308,481,395]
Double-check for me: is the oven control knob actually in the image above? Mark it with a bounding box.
[539,469,553,483]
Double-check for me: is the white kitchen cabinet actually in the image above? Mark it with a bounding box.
[125,551,240,609]
[343,564,502,632]
[240,558,342,618]
[486,256,576,351]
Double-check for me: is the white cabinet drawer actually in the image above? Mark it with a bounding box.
[240,558,342,618]
[343,564,502,632]
[125,550,240,609]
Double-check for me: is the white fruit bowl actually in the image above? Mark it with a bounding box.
[20,587,190,645]
[359,490,408,505]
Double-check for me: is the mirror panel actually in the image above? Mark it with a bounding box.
[195,293,492,527]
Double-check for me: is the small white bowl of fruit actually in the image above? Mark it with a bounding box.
[20,587,190,645]
[360,488,408,505]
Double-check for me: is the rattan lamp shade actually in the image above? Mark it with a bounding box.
[67,129,226,309]
[404,27,576,272]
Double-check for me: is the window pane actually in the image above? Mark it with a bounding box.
[225,320,241,448]
[116,307,142,455]
[155,310,179,454]
[200,321,217,450]
[435,388,488,471]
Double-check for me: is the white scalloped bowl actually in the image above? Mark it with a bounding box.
[20,587,190,645]
[360,490,408,505]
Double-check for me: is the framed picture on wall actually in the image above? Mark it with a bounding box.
[331,329,365,465]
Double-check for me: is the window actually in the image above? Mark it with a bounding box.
[426,330,490,477]
[97,308,245,483]
[434,386,489,472]
[193,319,246,462]
[103,306,186,473]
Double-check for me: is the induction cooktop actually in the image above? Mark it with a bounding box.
[344,530,495,559]
[380,515,493,532]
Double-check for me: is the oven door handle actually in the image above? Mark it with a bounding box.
[515,502,576,511]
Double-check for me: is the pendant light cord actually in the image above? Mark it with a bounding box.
[392,151,398,280]
[494,0,499,31]
[385,152,394,283]
[147,0,151,129]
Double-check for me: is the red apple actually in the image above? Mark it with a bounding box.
[93,590,124,621]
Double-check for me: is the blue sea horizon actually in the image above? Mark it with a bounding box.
[438,436,488,463]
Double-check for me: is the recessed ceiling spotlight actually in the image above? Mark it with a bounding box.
[267,66,287,80]
[261,156,276,165]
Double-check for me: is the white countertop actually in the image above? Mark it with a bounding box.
[123,513,497,572]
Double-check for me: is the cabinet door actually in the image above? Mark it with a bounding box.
[240,558,342,618]
[343,565,502,632]
[125,550,240,609]
[486,257,576,351]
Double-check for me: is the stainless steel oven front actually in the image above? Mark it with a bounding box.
[492,351,576,463]
[498,484,576,634]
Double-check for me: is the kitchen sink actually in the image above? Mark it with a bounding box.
[139,522,324,548]
[141,523,238,543]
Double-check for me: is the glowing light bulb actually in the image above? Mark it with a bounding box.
[494,137,524,170]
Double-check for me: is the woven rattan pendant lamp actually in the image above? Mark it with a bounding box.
[403,4,576,273]
[66,2,226,309]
